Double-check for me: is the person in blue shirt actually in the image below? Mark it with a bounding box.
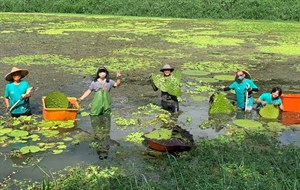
[223,70,259,111]
[4,67,32,117]
[256,87,284,110]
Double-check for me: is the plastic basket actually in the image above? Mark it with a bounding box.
[281,94,300,112]
[42,96,79,120]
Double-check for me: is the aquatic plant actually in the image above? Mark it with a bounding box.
[213,74,235,81]
[19,145,40,154]
[124,132,144,144]
[182,61,246,73]
[209,93,235,114]
[115,117,136,126]
[144,128,172,140]
[152,70,182,96]
[259,105,279,119]
[233,119,264,131]
[181,70,210,76]
[44,91,69,108]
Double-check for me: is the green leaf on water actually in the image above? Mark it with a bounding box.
[144,128,172,140]
[53,149,63,154]
[20,145,40,154]
[259,105,279,119]
[233,119,264,130]
[7,130,29,138]
[209,93,235,114]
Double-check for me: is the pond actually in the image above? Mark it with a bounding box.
[0,12,300,187]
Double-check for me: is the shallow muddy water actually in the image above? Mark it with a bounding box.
[1,13,300,187]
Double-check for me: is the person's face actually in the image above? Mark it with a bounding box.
[12,72,21,81]
[163,69,171,76]
[236,72,245,80]
[99,71,106,79]
[272,90,279,99]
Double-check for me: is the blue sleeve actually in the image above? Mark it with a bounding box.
[249,80,257,89]
[4,84,9,98]
[228,82,236,89]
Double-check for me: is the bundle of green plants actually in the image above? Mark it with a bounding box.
[209,92,235,114]
[151,70,182,97]
[45,91,69,108]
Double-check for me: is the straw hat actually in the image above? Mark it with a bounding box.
[5,67,29,81]
[160,64,174,72]
[235,70,251,81]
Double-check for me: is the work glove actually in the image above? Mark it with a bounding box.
[274,102,280,106]
[246,87,252,93]
[261,101,267,106]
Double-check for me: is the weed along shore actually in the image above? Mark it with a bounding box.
[0,13,300,189]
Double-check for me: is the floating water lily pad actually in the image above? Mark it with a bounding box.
[144,128,172,140]
[63,137,73,141]
[182,70,210,76]
[7,130,29,138]
[52,149,63,154]
[209,93,235,114]
[190,95,208,102]
[233,119,264,130]
[195,77,218,83]
[0,128,13,136]
[259,104,279,119]
[213,75,234,81]
[39,130,60,137]
[20,145,40,154]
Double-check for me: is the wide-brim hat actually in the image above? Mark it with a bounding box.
[160,64,174,72]
[5,67,29,81]
[235,70,251,80]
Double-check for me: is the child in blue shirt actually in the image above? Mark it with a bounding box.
[4,67,32,117]
[256,87,284,110]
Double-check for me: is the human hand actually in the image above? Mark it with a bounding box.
[21,93,31,100]
[246,87,252,93]
[116,70,121,79]
[261,101,266,106]
[77,98,83,103]
[274,102,280,106]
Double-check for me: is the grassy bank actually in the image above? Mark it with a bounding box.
[0,0,300,21]
[18,132,299,190]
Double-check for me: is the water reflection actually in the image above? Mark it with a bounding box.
[90,115,119,159]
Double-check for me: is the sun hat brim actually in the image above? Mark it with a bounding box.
[5,68,29,81]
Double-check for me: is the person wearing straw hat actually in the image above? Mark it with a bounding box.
[223,70,259,111]
[4,67,32,117]
[151,64,180,113]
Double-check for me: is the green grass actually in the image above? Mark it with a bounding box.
[25,132,300,190]
[0,0,300,21]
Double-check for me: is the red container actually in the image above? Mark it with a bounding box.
[281,111,300,125]
[42,96,79,120]
[281,94,300,112]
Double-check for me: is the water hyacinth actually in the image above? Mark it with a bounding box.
[259,104,280,119]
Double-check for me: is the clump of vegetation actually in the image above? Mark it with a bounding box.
[152,70,182,97]
[45,91,69,108]
[209,93,235,114]
[259,105,280,119]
